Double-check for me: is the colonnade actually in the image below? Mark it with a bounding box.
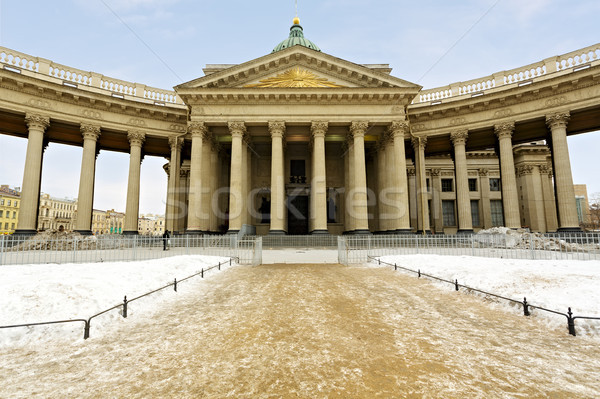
[12,111,583,236]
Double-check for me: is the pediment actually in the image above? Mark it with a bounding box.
[175,46,422,91]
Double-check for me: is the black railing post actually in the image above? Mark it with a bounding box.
[123,296,128,318]
[218,262,221,271]
[378,259,380,265]
[567,307,576,336]
[174,278,177,292]
[455,279,459,291]
[523,297,530,316]
[229,258,232,266]
[418,269,421,278]
[84,321,90,340]
[394,263,397,271]
[201,268,204,278]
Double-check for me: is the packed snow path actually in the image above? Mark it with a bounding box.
[2,264,600,398]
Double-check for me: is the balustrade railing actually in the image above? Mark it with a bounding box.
[0,46,183,106]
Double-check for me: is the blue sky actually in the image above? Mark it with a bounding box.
[1,0,599,214]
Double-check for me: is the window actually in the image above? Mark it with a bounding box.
[442,200,456,226]
[14,201,18,207]
[11,223,15,229]
[468,178,478,192]
[441,179,454,192]
[0,211,3,218]
[490,200,504,227]
[490,178,501,192]
[7,200,11,206]
[471,200,480,226]
[12,211,16,219]
[4,222,8,229]
[0,199,4,205]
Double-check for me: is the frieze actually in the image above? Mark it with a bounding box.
[81,109,103,120]
[169,124,186,133]
[545,96,567,108]
[493,109,513,118]
[26,98,53,110]
[128,118,147,127]
[449,117,467,126]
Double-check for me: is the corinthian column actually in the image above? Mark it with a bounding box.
[390,121,411,232]
[311,121,329,234]
[546,112,580,231]
[186,122,207,233]
[350,121,370,234]
[166,135,183,232]
[269,121,286,235]
[228,121,246,233]
[15,113,50,235]
[494,122,521,229]
[450,129,473,233]
[412,136,430,234]
[123,130,145,235]
[75,124,101,235]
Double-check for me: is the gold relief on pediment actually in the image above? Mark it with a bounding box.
[244,67,345,88]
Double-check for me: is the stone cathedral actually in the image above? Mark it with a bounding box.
[1,17,599,236]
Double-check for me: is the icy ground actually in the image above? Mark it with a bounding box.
[1,254,600,397]
[377,254,600,337]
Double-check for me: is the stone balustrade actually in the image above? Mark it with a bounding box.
[415,42,600,104]
[0,46,183,106]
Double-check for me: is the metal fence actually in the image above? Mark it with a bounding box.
[367,255,600,337]
[245,234,338,249]
[338,234,600,264]
[0,258,234,341]
[0,234,263,266]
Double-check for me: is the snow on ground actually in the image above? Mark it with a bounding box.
[376,254,600,337]
[0,255,231,347]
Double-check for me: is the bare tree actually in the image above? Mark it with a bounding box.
[588,192,600,231]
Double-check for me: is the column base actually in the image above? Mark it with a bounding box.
[186,230,206,235]
[226,229,240,235]
[268,230,287,235]
[350,229,372,235]
[12,229,38,237]
[557,227,583,233]
[415,230,432,235]
[457,229,474,235]
[394,229,414,235]
[74,230,93,236]
[310,229,329,235]
[122,230,139,236]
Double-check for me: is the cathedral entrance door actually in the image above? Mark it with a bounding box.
[287,195,309,235]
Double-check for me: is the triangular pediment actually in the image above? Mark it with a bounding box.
[175,46,422,91]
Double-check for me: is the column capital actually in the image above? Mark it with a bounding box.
[494,121,515,139]
[411,135,427,150]
[268,121,286,138]
[127,130,146,146]
[25,113,50,131]
[80,124,101,141]
[350,121,369,137]
[546,111,570,129]
[450,129,469,146]
[430,168,441,177]
[389,120,410,138]
[539,164,552,176]
[188,121,208,137]
[478,168,489,176]
[228,121,247,138]
[310,121,328,137]
[516,164,534,177]
[168,135,183,150]
[407,167,416,176]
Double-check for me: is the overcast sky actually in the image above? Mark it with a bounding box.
[0,0,599,214]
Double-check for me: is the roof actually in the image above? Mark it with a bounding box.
[272,18,320,53]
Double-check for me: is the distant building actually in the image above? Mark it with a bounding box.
[38,193,77,232]
[0,185,21,234]
[138,214,165,236]
[574,184,590,225]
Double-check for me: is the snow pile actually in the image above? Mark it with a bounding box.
[0,255,231,347]
[475,227,599,252]
[7,230,102,251]
[377,254,600,337]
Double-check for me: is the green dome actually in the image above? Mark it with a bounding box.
[272,19,321,53]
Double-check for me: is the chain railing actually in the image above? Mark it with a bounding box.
[0,258,237,341]
[367,255,600,337]
[0,234,262,266]
[338,234,600,264]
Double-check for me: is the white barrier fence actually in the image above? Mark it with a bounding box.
[338,234,600,264]
[0,235,263,266]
